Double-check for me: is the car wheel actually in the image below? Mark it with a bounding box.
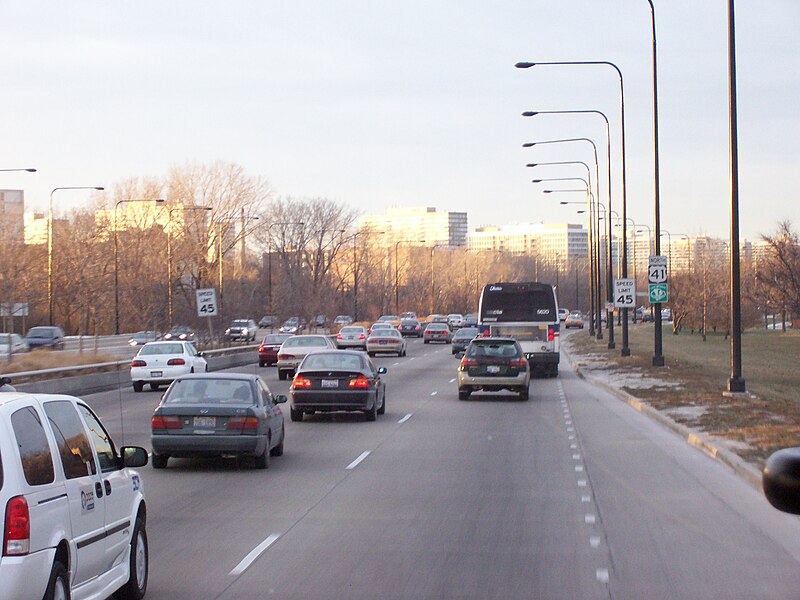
[259,361,266,367]
[204,364,209,372]
[458,388,470,401]
[290,407,303,422]
[43,560,69,600]
[278,370,287,381]
[519,386,530,401]
[190,367,195,373]
[149,383,159,391]
[151,453,169,469]
[133,381,144,393]
[115,515,148,600]
[367,351,375,357]
[424,340,429,344]
[364,399,378,422]
[270,426,285,456]
[254,443,270,469]
[377,390,386,415]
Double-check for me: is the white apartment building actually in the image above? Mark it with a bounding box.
[358,206,468,248]
[468,223,588,265]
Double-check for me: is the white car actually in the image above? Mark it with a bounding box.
[0,333,29,356]
[130,341,208,392]
[276,334,336,380]
[447,314,464,329]
[0,392,149,600]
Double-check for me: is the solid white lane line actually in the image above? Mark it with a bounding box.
[430,391,437,396]
[346,451,371,470]
[596,568,610,583]
[229,534,280,576]
[398,413,413,424]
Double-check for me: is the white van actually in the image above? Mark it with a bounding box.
[0,392,149,600]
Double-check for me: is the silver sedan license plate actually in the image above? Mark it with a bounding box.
[321,379,339,388]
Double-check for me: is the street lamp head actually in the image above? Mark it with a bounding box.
[543,190,554,194]
[94,187,104,191]
[521,111,538,117]
[25,168,37,172]
[531,179,543,183]
[514,62,535,69]
[155,198,166,203]
[577,210,586,214]
[559,201,569,205]
[522,143,535,148]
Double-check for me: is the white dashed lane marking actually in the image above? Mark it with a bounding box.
[398,413,412,424]
[449,378,456,383]
[346,451,371,470]
[430,391,437,396]
[590,536,601,548]
[585,514,596,524]
[229,534,281,576]
[596,568,609,583]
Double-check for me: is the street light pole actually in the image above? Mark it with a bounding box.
[215,215,259,321]
[394,239,423,314]
[114,198,164,335]
[430,244,445,314]
[517,61,627,352]
[49,186,104,326]
[727,0,745,393]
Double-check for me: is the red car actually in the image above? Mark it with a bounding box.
[258,334,293,367]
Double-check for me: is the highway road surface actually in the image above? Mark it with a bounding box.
[79,335,800,599]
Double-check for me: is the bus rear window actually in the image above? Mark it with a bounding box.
[480,289,556,322]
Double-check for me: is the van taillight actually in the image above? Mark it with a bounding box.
[131,359,147,367]
[4,496,30,556]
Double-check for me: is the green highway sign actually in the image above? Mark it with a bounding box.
[648,283,668,303]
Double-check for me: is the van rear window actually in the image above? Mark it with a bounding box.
[11,406,55,486]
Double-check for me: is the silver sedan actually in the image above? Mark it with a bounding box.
[366,328,407,357]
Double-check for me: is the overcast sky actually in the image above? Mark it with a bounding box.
[1,1,798,241]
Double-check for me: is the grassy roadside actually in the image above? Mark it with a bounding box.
[565,323,800,467]
[0,350,120,377]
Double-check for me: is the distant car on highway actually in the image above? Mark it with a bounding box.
[163,325,196,342]
[279,316,305,334]
[259,315,279,328]
[128,330,160,346]
[258,333,293,367]
[447,314,464,329]
[457,337,530,401]
[0,333,29,356]
[378,315,401,327]
[150,373,286,469]
[24,326,65,350]
[451,326,478,355]
[399,318,423,337]
[332,315,354,327]
[399,311,417,320]
[225,319,257,342]
[366,327,407,357]
[312,314,327,328]
[565,311,584,329]
[558,308,570,322]
[463,314,479,327]
[277,334,336,380]
[289,350,386,422]
[130,340,207,392]
[368,322,394,336]
[336,325,368,350]
[423,322,452,344]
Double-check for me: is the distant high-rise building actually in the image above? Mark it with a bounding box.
[0,190,24,241]
[358,206,468,247]
[468,223,588,264]
[24,211,48,245]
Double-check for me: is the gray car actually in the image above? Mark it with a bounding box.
[335,325,368,350]
[457,337,530,401]
[150,373,286,469]
[451,326,478,355]
[277,334,337,380]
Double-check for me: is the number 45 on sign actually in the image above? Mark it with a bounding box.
[195,288,218,317]
[614,279,636,308]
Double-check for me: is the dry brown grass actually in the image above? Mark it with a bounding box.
[567,325,800,467]
[0,350,120,376]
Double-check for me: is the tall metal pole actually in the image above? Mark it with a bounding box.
[727,0,745,393]
[353,234,359,321]
[647,0,666,366]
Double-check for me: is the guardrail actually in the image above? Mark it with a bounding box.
[5,344,260,396]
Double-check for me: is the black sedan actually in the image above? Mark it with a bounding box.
[289,350,386,422]
[451,326,479,354]
[150,373,286,469]
[399,318,423,337]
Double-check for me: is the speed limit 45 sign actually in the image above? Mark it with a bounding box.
[614,279,636,308]
[195,288,218,317]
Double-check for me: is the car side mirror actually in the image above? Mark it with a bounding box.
[197,351,204,357]
[377,367,387,374]
[273,394,288,404]
[763,447,800,514]
[121,446,149,468]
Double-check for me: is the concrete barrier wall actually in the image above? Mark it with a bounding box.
[13,352,258,396]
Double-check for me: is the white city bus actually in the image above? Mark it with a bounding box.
[478,281,560,377]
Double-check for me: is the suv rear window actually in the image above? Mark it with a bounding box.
[467,341,521,359]
[11,406,55,486]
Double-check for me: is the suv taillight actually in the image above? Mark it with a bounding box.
[459,357,478,370]
[4,496,30,556]
[511,358,528,368]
